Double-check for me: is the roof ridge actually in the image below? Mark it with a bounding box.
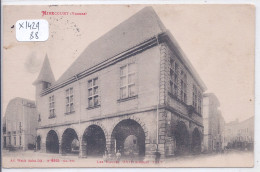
[54,6,166,85]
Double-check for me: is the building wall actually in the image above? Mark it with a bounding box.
[36,41,205,157]
[237,117,254,143]
[203,96,210,152]
[4,98,37,150]
[224,120,239,145]
[37,45,160,128]
[160,42,204,150]
[161,43,204,122]
[224,116,254,149]
[218,112,225,150]
[202,94,224,153]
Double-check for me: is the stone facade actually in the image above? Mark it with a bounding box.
[203,93,225,153]
[3,98,37,150]
[34,7,206,159]
[224,116,254,150]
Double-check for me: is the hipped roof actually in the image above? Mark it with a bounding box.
[39,6,206,92]
[55,6,166,84]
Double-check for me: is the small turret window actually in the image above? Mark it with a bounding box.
[43,81,51,90]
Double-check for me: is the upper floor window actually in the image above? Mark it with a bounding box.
[19,122,22,133]
[49,95,55,118]
[193,85,202,114]
[120,63,136,99]
[88,78,99,108]
[170,59,179,97]
[66,88,74,114]
[193,85,198,109]
[38,114,41,122]
[180,71,187,103]
[198,92,202,114]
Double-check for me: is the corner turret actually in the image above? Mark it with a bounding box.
[33,54,55,97]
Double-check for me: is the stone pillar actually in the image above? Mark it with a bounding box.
[109,137,116,155]
[164,136,175,157]
[59,142,62,154]
[106,137,112,155]
[41,142,46,153]
[144,143,157,161]
[201,131,204,153]
[158,111,167,158]
[22,134,27,151]
[79,138,87,158]
[189,132,192,153]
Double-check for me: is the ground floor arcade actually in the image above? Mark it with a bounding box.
[36,109,203,159]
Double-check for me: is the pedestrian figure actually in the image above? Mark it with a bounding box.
[129,149,134,161]
[116,150,121,161]
[108,153,112,160]
[155,151,161,163]
[103,150,108,161]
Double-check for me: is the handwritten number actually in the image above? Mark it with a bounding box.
[30,31,34,40]
[24,21,39,30]
[35,32,39,39]
[31,22,35,29]
[29,31,39,40]
[36,22,40,31]
[28,22,32,30]
[19,21,42,40]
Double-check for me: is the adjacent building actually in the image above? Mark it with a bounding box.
[2,116,6,148]
[34,7,206,159]
[3,97,37,150]
[203,93,225,153]
[224,116,254,150]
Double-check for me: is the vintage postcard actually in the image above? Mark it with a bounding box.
[2,4,255,168]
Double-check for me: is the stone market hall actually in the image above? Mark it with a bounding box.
[34,7,206,159]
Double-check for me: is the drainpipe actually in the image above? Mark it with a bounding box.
[155,35,161,155]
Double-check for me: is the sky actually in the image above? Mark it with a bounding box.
[2,5,255,123]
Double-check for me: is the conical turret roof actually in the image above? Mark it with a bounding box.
[33,54,55,85]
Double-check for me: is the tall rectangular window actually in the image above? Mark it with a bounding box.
[193,85,202,114]
[120,63,136,99]
[49,95,55,118]
[19,122,22,133]
[198,92,202,114]
[180,71,187,103]
[19,136,22,146]
[66,88,74,113]
[88,78,99,108]
[38,114,41,122]
[14,137,16,145]
[193,85,197,109]
[170,59,179,96]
